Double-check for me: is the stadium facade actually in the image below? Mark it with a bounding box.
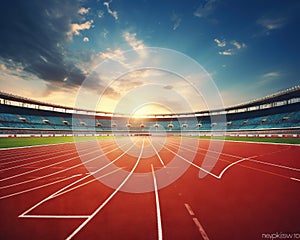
[0,86,300,137]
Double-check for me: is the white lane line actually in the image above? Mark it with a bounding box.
[18,141,136,216]
[0,145,71,159]
[0,139,103,151]
[0,141,129,189]
[65,139,145,240]
[18,215,89,219]
[0,175,79,200]
[184,203,210,240]
[0,149,82,172]
[0,145,80,165]
[169,136,300,147]
[0,148,99,188]
[0,142,110,182]
[168,138,292,161]
[51,168,123,199]
[51,141,137,199]
[249,159,300,172]
[184,203,195,216]
[151,164,163,240]
[192,218,210,240]
[164,144,258,179]
[149,140,166,168]
[161,145,218,179]
[167,140,300,176]
[290,177,300,182]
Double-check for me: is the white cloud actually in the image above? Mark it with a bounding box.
[83,37,89,42]
[103,0,118,21]
[218,50,233,56]
[257,17,285,31]
[194,0,218,18]
[214,38,226,47]
[171,13,182,30]
[231,40,246,49]
[262,71,280,79]
[123,32,146,53]
[216,39,246,56]
[67,20,94,40]
[90,48,126,69]
[257,71,281,87]
[103,28,109,38]
[78,7,90,15]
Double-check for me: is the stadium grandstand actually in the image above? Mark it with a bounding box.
[0,86,300,137]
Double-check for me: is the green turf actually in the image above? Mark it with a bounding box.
[191,136,300,144]
[0,135,299,149]
[0,136,113,149]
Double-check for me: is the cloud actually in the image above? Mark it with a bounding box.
[257,71,281,88]
[83,37,89,42]
[255,17,286,37]
[103,0,118,21]
[216,39,246,56]
[231,40,246,49]
[78,7,90,15]
[67,20,93,40]
[123,32,146,53]
[218,50,233,56]
[0,0,87,91]
[98,10,105,18]
[103,28,109,38]
[171,13,182,30]
[257,17,286,31]
[262,71,280,79]
[214,38,226,47]
[194,0,219,18]
[0,63,7,71]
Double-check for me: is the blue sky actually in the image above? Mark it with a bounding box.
[0,0,299,114]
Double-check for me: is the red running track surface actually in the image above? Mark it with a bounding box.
[0,136,299,240]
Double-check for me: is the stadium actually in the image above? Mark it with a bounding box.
[1,86,300,137]
[1,1,300,239]
[1,86,299,240]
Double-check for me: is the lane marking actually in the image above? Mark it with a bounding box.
[166,140,300,179]
[0,149,82,172]
[184,203,210,240]
[0,148,99,188]
[290,177,300,182]
[151,164,163,240]
[192,217,210,240]
[13,142,136,202]
[17,215,89,219]
[0,141,129,189]
[0,139,109,151]
[149,140,166,168]
[0,175,79,200]
[66,139,145,240]
[0,145,81,166]
[184,203,195,216]
[170,136,300,147]
[51,168,123,199]
[0,140,115,172]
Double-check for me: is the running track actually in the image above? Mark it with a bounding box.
[0,136,299,240]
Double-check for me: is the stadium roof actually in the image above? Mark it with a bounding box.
[222,85,300,112]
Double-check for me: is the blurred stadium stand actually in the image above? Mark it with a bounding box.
[0,86,299,136]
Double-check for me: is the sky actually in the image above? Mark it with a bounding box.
[0,0,299,115]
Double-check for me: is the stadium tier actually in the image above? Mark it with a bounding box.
[0,87,300,135]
